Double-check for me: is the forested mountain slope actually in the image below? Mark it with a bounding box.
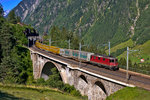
[14,0,150,47]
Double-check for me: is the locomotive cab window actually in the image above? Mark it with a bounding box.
[98,57,100,60]
[94,56,96,59]
[110,59,114,62]
[103,58,105,61]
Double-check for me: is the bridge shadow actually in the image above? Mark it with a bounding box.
[0,91,29,100]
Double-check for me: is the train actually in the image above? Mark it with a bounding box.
[35,40,119,71]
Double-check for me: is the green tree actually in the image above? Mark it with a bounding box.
[7,10,17,24]
[13,24,28,45]
[119,57,126,66]
[49,26,79,49]
[0,12,33,83]
[71,34,80,49]
[37,78,45,85]
[61,27,67,39]
[16,16,21,23]
[0,6,4,62]
[10,46,32,83]
[0,3,4,17]
[0,56,19,83]
[0,23,15,57]
[46,67,63,89]
[0,43,1,60]
[0,23,17,83]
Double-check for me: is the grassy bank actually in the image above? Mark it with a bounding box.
[106,87,150,100]
[0,84,87,100]
[106,39,150,64]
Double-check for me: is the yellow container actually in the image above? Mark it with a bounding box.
[35,40,60,55]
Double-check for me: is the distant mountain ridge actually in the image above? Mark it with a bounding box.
[14,0,42,20]
[14,0,150,47]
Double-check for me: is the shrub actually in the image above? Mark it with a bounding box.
[61,84,74,93]
[61,84,81,97]
[36,78,46,86]
[71,89,81,97]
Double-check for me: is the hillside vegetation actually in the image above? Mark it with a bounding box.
[110,39,150,75]
[0,8,33,84]
[118,40,150,64]
[106,39,134,55]
[14,0,150,47]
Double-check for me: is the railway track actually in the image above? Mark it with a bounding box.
[31,46,150,91]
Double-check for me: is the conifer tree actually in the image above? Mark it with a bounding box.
[0,24,15,57]
[0,3,4,17]
[7,10,17,24]
[16,16,21,22]
[0,23,16,82]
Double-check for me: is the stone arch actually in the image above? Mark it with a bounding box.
[77,74,89,95]
[40,61,63,81]
[95,81,107,95]
[92,81,107,100]
[79,75,88,83]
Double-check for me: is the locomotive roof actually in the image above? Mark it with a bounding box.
[92,54,117,59]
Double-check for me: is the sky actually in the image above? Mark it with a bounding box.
[0,0,22,15]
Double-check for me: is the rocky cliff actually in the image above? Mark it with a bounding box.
[15,0,42,20]
[14,0,150,46]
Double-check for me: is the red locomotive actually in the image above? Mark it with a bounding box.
[90,54,119,70]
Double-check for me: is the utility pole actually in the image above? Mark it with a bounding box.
[79,42,81,68]
[79,42,81,57]
[68,39,70,49]
[126,47,129,83]
[41,35,43,43]
[49,37,51,46]
[109,41,110,56]
[126,47,138,83]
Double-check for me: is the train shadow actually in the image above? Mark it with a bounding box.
[0,91,29,100]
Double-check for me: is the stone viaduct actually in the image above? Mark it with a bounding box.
[29,48,134,100]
